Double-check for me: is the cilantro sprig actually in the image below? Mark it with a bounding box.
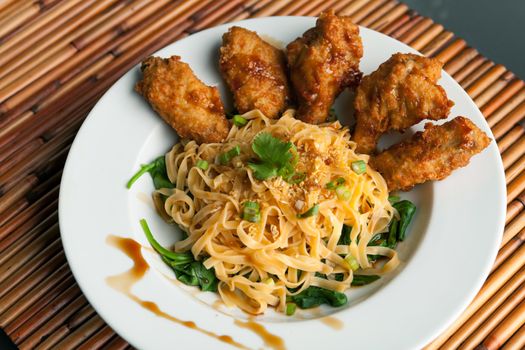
[247,132,303,183]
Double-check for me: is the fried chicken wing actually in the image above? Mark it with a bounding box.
[353,53,454,154]
[135,56,229,144]
[286,10,363,124]
[369,117,490,192]
[219,27,291,118]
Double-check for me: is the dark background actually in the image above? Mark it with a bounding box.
[1,1,523,349]
[403,0,524,79]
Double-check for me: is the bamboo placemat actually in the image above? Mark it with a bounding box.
[0,0,523,349]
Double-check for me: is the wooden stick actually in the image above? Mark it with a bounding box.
[440,269,525,349]
[1,271,73,330]
[479,298,525,350]
[71,0,155,50]
[421,31,454,57]
[493,229,525,272]
[456,282,525,350]
[336,0,370,17]
[397,17,433,43]
[0,0,117,80]
[444,47,479,76]
[502,136,525,170]
[498,125,525,153]
[506,201,524,225]
[487,89,525,127]
[76,325,115,350]
[409,23,444,51]
[99,335,128,350]
[0,0,22,15]
[229,0,272,21]
[0,223,59,282]
[425,243,525,349]
[358,0,398,28]
[492,101,525,139]
[507,154,525,185]
[349,0,390,24]
[0,138,44,176]
[0,0,83,56]
[453,55,487,84]
[0,246,63,303]
[379,10,411,35]
[474,73,516,108]
[0,175,38,217]
[507,173,525,205]
[297,0,341,16]
[16,294,87,347]
[251,0,291,17]
[44,314,106,350]
[369,3,409,32]
[502,324,525,350]
[188,0,245,33]
[466,64,507,99]
[502,210,525,247]
[481,80,524,118]
[33,304,97,350]
[0,198,27,228]
[0,190,57,246]
[0,2,39,39]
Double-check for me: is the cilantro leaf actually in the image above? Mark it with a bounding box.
[248,132,298,181]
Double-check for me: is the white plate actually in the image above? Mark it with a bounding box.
[59,16,506,350]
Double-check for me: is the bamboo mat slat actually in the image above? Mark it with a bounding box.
[0,1,524,349]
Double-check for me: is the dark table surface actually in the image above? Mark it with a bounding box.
[1,1,523,349]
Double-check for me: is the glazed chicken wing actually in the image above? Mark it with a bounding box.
[353,53,454,154]
[369,117,491,192]
[219,26,291,118]
[286,10,363,124]
[136,56,229,144]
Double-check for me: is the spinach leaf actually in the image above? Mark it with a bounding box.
[289,286,347,309]
[127,155,174,190]
[338,224,352,245]
[351,275,380,286]
[140,219,218,292]
[393,200,416,241]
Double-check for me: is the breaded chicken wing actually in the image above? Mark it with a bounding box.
[369,117,491,192]
[219,27,291,118]
[136,56,229,144]
[286,10,363,124]
[353,53,454,154]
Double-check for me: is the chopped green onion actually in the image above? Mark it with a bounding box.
[126,163,156,189]
[297,204,319,219]
[285,303,297,316]
[388,195,400,204]
[335,186,351,201]
[140,219,193,264]
[232,115,248,127]
[325,177,345,190]
[219,145,241,165]
[196,159,209,170]
[242,201,260,223]
[351,160,366,174]
[344,254,359,271]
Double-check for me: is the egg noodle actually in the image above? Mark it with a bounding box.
[152,109,398,314]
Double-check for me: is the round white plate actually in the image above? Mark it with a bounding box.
[59,16,506,350]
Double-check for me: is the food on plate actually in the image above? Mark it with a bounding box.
[129,14,492,315]
[353,53,454,154]
[135,56,229,144]
[286,10,363,124]
[369,117,491,191]
[129,110,416,314]
[219,26,291,118]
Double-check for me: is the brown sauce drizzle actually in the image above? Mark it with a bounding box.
[234,320,285,350]
[106,235,248,349]
[320,316,344,330]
